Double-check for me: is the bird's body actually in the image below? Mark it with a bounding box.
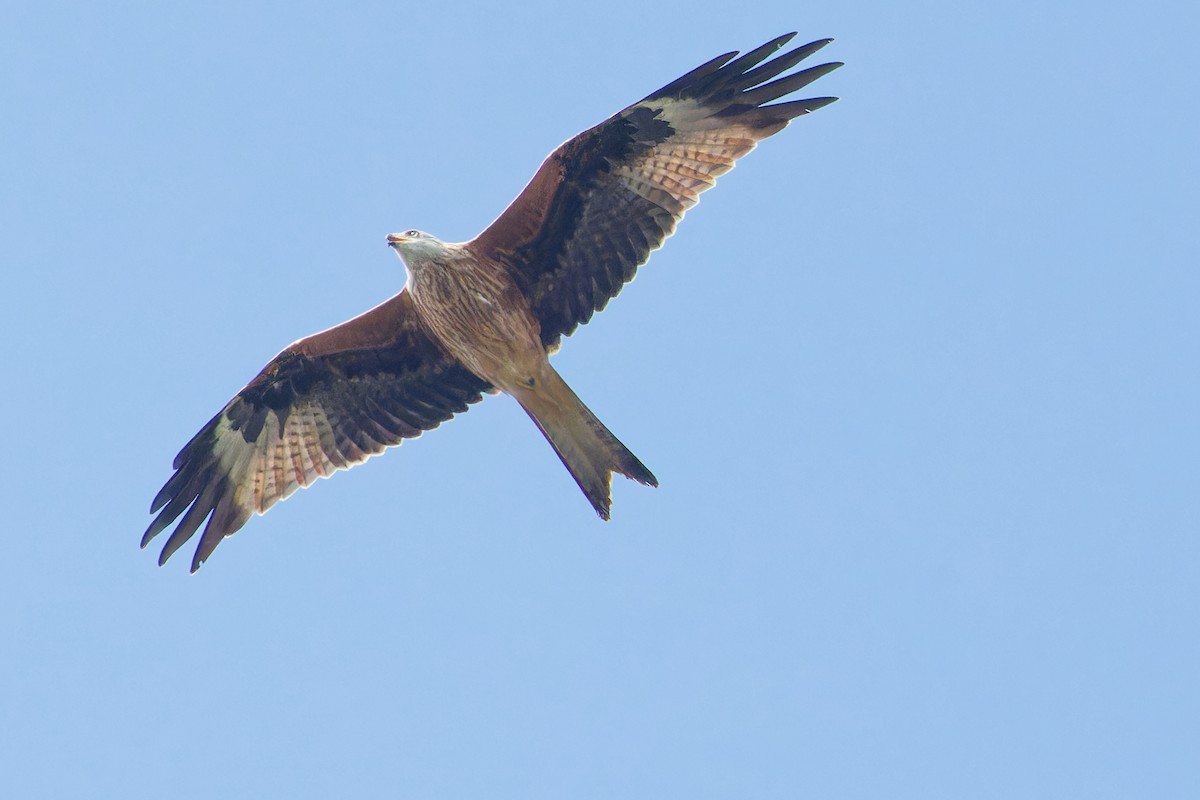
[400,235,544,392]
[395,230,658,511]
[142,33,842,571]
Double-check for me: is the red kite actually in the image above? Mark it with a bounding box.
[143,33,841,571]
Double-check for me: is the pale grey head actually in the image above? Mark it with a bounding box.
[386,229,450,266]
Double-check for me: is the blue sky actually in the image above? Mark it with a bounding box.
[3,1,1197,797]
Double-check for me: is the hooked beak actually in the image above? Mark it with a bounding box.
[386,233,408,248]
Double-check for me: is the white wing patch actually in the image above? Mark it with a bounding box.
[210,403,383,517]
[614,131,758,216]
[609,97,766,216]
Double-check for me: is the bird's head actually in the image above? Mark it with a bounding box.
[386,229,447,263]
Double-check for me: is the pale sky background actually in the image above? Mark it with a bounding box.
[3,1,1197,797]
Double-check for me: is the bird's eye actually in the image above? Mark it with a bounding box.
[406,229,420,238]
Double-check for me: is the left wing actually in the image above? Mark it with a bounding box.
[142,290,491,572]
[467,33,841,351]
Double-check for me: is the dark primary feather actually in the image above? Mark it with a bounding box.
[470,34,841,350]
[143,291,490,572]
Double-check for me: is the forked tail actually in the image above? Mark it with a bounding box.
[513,367,657,519]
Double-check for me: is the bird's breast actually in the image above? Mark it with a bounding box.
[409,257,546,389]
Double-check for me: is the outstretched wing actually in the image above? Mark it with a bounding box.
[468,33,841,350]
[142,290,491,572]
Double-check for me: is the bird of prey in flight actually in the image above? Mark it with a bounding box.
[142,33,841,571]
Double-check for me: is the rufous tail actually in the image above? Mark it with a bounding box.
[513,367,657,519]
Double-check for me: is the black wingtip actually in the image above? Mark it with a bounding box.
[801,96,840,111]
[647,49,740,100]
[644,35,839,104]
[141,516,168,549]
[722,32,799,74]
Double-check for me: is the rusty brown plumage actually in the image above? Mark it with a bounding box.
[143,33,841,571]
